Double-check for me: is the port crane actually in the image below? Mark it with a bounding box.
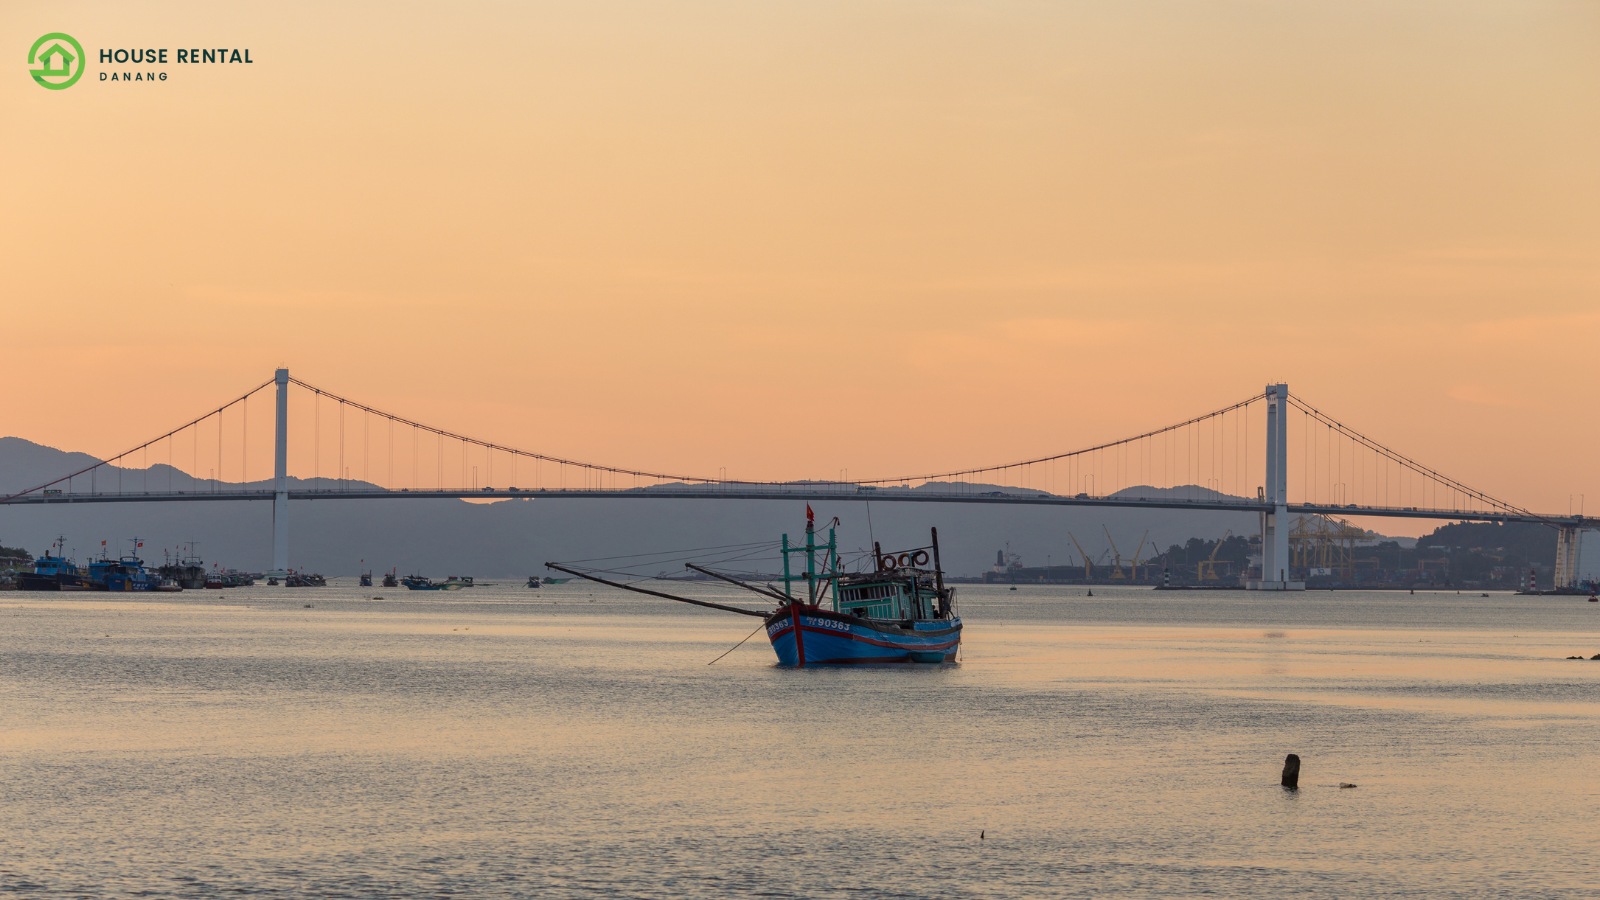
[1197,530,1232,582]
[1128,530,1151,581]
[1067,531,1096,582]
[1107,522,1145,576]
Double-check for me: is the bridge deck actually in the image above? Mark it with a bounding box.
[0,487,1582,526]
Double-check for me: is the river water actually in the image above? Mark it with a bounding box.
[2,583,1597,897]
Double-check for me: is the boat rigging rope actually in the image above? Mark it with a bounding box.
[706,619,770,666]
[557,540,775,565]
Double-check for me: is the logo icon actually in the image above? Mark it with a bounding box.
[29,32,84,90]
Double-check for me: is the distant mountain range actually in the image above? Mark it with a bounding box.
[1,436,1262,577]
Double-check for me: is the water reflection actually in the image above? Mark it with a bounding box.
[1,584,1597,896]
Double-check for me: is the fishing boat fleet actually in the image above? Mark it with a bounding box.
[6,536,583,595]
[9,537,261,593]
[548,507,962,667]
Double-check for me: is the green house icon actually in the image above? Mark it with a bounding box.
[29,32,85,90]
[37,42,75,75]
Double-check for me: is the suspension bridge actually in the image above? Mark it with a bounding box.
[3,370,1590,589]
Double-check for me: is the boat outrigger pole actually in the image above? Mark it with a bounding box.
[542,562,769,618]
[683,563,792,603]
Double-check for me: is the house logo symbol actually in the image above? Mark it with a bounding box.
[29,32,85,90]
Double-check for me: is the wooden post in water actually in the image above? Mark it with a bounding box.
[1281,753,1300,789]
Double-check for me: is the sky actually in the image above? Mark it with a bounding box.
[3,1,1598,532]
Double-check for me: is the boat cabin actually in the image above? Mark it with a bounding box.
[780,520,956,622]
[836,572,944,620]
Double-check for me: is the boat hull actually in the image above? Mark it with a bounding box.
[765,606,960,666]
[16,573,90,591]
[96,576,153,592]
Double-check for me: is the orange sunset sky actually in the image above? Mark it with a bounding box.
[4,2,1597,529]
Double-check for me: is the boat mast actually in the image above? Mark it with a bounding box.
[781,533,792,599]
[827,524,839,611]
[805,510,817,604]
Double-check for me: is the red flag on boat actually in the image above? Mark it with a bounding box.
[136,541,143,548]
[806,504,814,524]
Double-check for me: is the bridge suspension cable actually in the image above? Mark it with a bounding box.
[1285,394,1546,522]
[287,376,722,486]
[850,392,1264,487]
[0,377,276,503]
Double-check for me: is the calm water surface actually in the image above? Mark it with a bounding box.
[3,583,1598,897]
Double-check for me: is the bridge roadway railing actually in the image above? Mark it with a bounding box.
[1,485,1585,526]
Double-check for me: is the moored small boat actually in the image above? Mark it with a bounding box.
[406,575,472,591]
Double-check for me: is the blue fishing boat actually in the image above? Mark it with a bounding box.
[761,510,960,665]
[16,536,90,591]
[88,554,154,592]
[548,507,962,667]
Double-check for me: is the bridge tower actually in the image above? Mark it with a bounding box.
[1250,383,1304,591]
[271,368,290,577]
[1554,525,1583,590]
